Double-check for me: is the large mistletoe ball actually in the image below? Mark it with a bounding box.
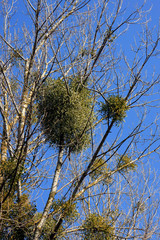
[37,78,94,152]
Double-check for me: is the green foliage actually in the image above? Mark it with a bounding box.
[37,77,94,152]
[10,77,19,92]
[0,156,26,194]
[80,48,96,58]
[117,154,137,173]
[1,195,78,240]
[82,213,114,240]
[0,194,37,239]
[10,49,23,66]
[1,156,23,176]
[33,199,79,239]
[34,213,64,240]
[89,158,112,184]
[80,48,90,57]
[51,199,79,223]
[100,95,129,125]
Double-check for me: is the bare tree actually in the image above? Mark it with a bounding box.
[0,0,160,239]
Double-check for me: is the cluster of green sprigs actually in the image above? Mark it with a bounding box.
[89,158,112,184]
[1,194,36,239]
[117,154,137,173]
[0,157,25,192]
[37,78,94,152]
[82,213,114,240]
[100,95,129,125]
[35,199,78,239]
[34,213,64,240]
[52,199,79,223]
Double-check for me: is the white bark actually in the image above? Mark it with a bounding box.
[34,147,64,240]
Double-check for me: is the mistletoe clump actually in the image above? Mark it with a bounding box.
[34,212,64,240]
[82,213,114,240]
[37,77,94,152]
[52,199,79,223]
[89,158,112,184]
[117,154,137,173]
[100,95,129,125]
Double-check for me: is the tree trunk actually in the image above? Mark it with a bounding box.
[34,146,64,240]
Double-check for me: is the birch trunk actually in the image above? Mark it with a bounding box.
[0,89,8,228]
[34,146,64,240]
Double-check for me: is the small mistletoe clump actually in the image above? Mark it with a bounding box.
[37,77,94,152]
[89,158,112,184]
[51,199,79,223]
[82,213,114,240]
[100,95,129,125]
[117,154,137,173]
